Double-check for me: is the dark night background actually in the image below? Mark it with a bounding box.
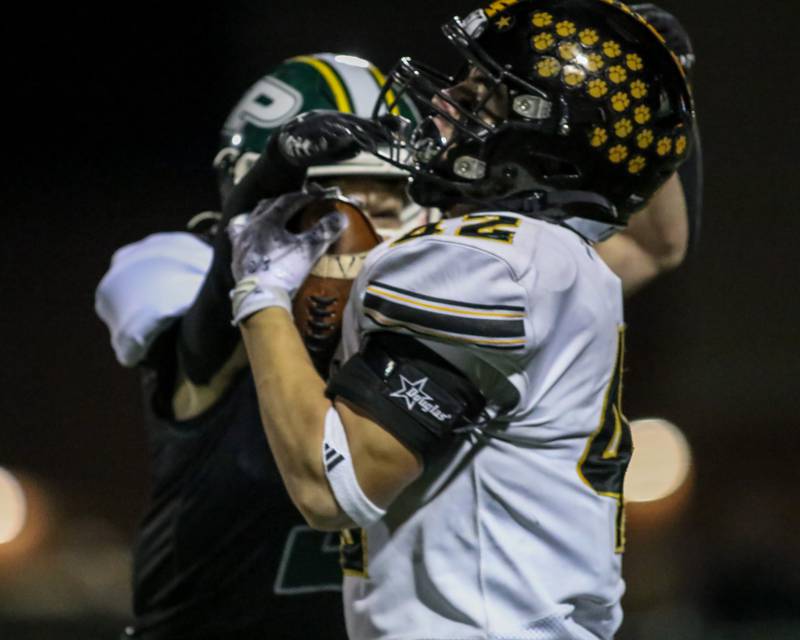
[2,1,799,638]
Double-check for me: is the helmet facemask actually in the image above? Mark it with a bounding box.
[373,15,611,217]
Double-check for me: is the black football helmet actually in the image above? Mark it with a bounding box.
[372,0,695,227]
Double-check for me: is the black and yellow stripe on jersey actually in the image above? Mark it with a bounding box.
[363,281,527,350]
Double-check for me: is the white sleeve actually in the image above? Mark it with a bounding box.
[322,407,386,528]
[357,238,531,351]
[94,232,212,366]
[350,236,532,416]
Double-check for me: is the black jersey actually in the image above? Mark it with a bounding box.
[125,334,347,640]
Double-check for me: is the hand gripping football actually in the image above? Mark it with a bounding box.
[289,196,382,376]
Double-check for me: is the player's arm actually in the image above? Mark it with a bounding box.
[177,111,383,385]
[599,3,703,297]
[176,135,307,387]
[228,192,423,531]
[240,308,421,530]
[229,189,490,531]
[595,172,687,297]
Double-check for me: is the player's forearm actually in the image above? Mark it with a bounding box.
[222,135,307,224]
[178,241,242,383]
[596,173,688,296]
[178,136,309,385]
[239,308,354,530]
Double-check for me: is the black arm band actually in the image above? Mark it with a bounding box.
[177,136,306,384]
[326,333,486,460]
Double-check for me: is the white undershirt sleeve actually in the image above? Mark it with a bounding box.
[322,407,386,528]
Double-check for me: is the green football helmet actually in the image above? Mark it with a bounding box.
[214,53,431,240]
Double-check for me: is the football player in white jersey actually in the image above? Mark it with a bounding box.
[224,1,695,639]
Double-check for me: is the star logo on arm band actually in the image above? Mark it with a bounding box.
[389,376,453,423]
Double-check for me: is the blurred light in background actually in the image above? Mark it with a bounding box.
[625,418,694,533]
[0,468,131,620]
[0,467,27,544]
[626,418,692,503]
[0,469,52,563]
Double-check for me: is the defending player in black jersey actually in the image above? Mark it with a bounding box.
[96,52,430,640]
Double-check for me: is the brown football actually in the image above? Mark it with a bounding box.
[289,197,382,375]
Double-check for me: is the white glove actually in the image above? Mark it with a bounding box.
[228,190,348,325]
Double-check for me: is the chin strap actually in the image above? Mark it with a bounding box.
[498,189,614,218]
[406,164,626,243]
[496,189,625,244]
[558,217,625,243]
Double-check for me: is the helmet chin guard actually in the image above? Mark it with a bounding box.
[372,0,695,227]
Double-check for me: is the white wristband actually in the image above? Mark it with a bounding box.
[322,407,386,529]
[230,277,292,325]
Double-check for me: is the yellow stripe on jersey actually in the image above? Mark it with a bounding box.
[366,285,527,319]
[365,308,527,348]
[292,55,353,113]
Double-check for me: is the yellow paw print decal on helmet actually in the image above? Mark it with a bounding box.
[628,155,647,174]
[656,137,673,156]
[634,105,651,124]
[556,20,576,37]
[558,41,580,61]
[532,32,555,51]
[610,92,631,112]
[518,7,685,178]
[607,65,628,84]
[609,145,629,163]
[586,53,605,72]
[590,127,609,147]
[614,118,633,138]
[636,129,654,149]
[536,57,562,78]
[587,79,609,98]
[626,53,644,71]
[603,41,622,58]
[579,28,599,46]
[630,80,648,99]
[563,65,586,87]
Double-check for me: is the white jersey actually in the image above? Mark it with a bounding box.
[339,212,628,640]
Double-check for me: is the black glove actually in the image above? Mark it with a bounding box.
[632,3,695,76]
[276,110,391,168]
